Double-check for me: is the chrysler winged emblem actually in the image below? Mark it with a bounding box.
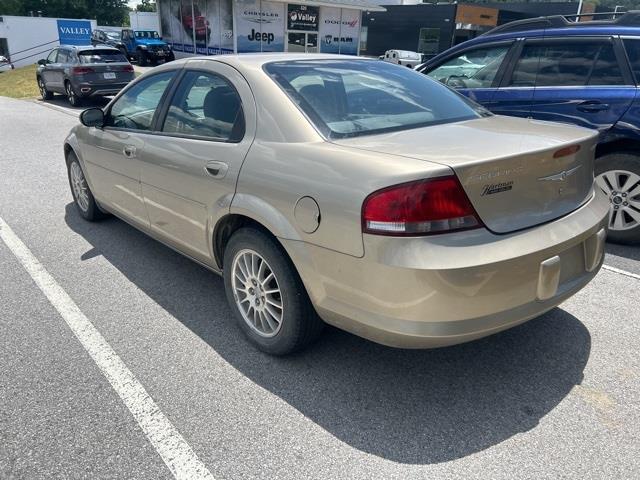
[538,165,581,182]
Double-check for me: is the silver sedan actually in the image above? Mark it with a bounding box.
[64,54,609,355]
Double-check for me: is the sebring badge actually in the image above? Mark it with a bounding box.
[537,165,581,182]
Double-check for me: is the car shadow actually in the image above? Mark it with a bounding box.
[38,95,110,112]
[605,242,640,262]
[64,203,591,464]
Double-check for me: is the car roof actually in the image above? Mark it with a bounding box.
[169,53,373,69]
[59,44,120,51]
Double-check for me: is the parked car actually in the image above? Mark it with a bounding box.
[382,50,422,68]
[36,45,135,106]
[181,4,211,40]
[419,11,640,244]
[120,29,174,66]
[91,29,127,56]
[65,54,608,355]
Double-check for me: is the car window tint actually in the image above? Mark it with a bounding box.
[162,71,244,141]
[510,41,625,87]
[47,49,58,63]
[623,39,640,83]
[78,49,127,64]
[265,59,487,139]
[106,71,175,131]
[426,45,510,89]
[57,50,69,64]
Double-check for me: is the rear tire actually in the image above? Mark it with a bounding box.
[223,227,324,355]
[37,77,53,100]
[66,152,108,221]
[65,81,82,107]
[595,153,640,244]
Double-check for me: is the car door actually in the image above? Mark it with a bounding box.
[505,37,635,131]
[42,49,59,91]
[139,59,256,264]
[54,48,70,90]
[80,70,178,230]
[421,41,515,108]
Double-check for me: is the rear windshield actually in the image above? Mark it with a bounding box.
[78,49,128,64]
[264,60,487,139]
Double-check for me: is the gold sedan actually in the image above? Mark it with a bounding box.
[64,54,609,355]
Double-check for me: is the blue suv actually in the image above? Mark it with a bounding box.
[419,12,640,244]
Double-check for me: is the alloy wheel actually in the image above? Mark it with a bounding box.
[231,249,284,338]
[70,162,90,212]
[66,83,77,106]
[596,169,640,231]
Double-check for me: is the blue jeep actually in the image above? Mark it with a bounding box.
[120,28,174,66]
[419,11,640,244]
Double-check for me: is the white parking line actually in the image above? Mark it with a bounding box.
[0,216,215,480]
[602,264,640,280]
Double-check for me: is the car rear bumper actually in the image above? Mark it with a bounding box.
[282,189,610,348]
[75,82,130,97]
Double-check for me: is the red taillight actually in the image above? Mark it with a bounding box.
[121,64,134,72]
[72,66,94,75]
[553,144,581,159]
[362,176,482,236]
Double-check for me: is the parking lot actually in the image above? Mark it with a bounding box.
[1,94,639,479]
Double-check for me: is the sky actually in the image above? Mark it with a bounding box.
[128,0,143,8]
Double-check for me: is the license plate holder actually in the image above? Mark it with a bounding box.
[103,72,116,79]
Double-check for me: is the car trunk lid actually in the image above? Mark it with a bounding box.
[333,116,598,234]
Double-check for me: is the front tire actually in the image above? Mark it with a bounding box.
[595,153,640,244]
[223,228,324,355]
[67,152,108,221]
[137,50,148,66]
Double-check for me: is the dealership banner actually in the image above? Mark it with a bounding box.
[287,4,318,31]
[235,0,284,53]
[57,20,92,46]
[158,0,233,54]
[319,7,359,55]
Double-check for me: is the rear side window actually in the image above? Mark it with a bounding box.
[57,50,69,64]
[509,41,626,87]
[623,39,640,83]
[161,71,245,141]
[78,49,127,64]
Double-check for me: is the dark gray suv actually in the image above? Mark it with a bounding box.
[36,45,135,106]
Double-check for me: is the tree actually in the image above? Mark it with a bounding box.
[0,0,129,27]
[136,0,156,13]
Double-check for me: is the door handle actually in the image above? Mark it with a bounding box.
[577,101,609,112]
[204,161,228,179]
[123,145,136,158]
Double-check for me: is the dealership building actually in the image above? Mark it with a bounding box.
[157,0,383,57]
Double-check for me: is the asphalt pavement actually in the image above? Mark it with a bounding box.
[0,95,639,479]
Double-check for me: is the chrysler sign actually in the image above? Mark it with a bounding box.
[57,20,92,46]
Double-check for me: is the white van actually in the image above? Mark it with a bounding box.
[381,50,422,69]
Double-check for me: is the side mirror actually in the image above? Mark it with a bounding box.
[80,108,105,128]
[37,59,48,66]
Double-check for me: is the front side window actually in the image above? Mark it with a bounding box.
[426,45,510,89]
[106,71,175,131]
[46,49,58,63]
[265,60,487,139]
[510,41,626,87]
[162,71,244,141]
